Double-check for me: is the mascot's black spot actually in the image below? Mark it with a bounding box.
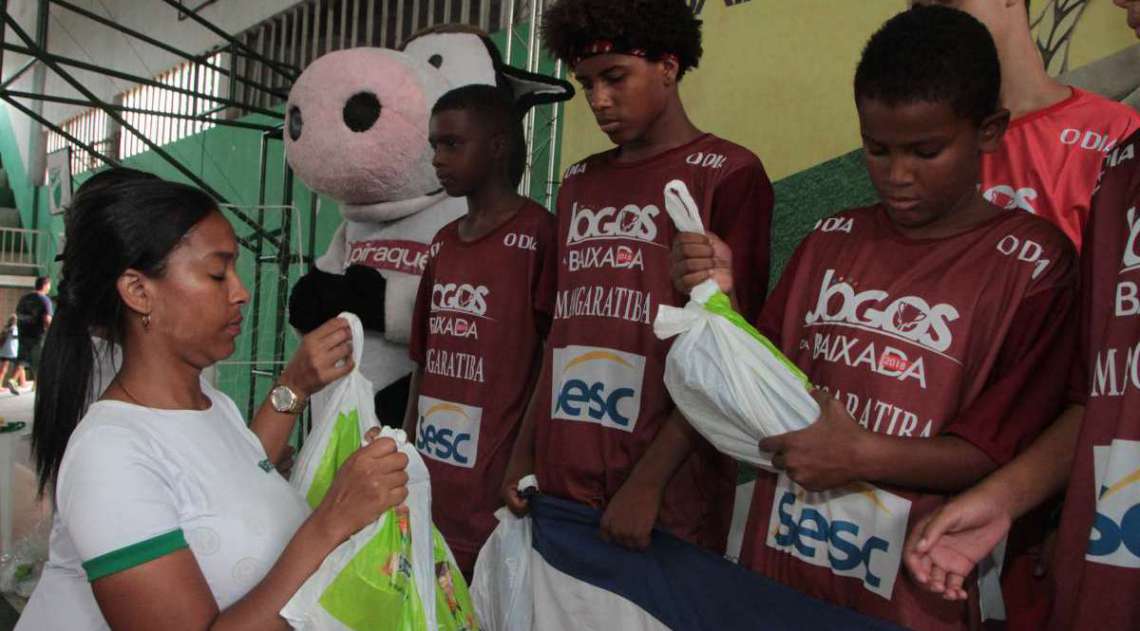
[287,105,303,141]
[428,54,443,68]
[343,92,382,132]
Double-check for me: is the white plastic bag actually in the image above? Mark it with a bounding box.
[281,427,479,630]
[291,312,380,509]
[655,180,819,471]
[469,476,538,631]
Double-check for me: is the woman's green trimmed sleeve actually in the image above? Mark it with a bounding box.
[82,529,188,581]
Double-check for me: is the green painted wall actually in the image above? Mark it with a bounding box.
[769,150,877,288]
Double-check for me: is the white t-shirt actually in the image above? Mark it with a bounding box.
[17,380,310,630]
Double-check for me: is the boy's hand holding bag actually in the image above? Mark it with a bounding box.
[654,181,819,472]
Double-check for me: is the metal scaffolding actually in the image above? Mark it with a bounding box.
[0,0,302,422]
[0,0,560,423]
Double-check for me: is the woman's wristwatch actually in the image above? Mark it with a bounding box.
[269,382,308,414]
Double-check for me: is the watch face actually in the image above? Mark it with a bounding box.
[271,385,295,411]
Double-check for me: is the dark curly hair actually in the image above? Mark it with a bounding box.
[855,5,1001,125]
[541,0,702,79]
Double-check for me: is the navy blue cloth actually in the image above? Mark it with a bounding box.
[529,494,904,631]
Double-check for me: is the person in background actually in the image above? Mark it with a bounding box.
[0,314,18,395]
[913,0,1139,250]
[12,275,53,389]
[18,176,410,630]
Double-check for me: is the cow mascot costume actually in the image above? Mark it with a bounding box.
[285,25,572,423]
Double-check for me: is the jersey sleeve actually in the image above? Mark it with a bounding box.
[408,255,435,365]
[942,253,1079,465]
[57,424,188,582]
[708,160,774,323]
[531,213,558,338]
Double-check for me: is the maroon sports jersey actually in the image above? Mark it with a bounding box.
[739,205,1077,630]
[409,200,556,572]
[532,133,774,551]
[1051,130,1140,630]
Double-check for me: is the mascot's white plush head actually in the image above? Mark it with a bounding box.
[284,26,572,222]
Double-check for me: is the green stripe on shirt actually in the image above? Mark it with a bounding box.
[82,529,188,581]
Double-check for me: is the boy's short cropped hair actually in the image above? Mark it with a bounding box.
[855,4,1001,125]
[432,84,527,187]
[541,0,702,79]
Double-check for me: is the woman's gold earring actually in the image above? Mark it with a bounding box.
[142,313,151,330]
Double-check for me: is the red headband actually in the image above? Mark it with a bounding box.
[571,39,676,68]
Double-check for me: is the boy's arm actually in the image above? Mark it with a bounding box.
[764,251,1079,492]
[401,368,422,437]
[500,351,547,515]
[707,162,774,321]
[403,259,435,434]
[501,215,558,515]
[761,391,997,492]
[600,409,698,550]
[903,403,1083,600]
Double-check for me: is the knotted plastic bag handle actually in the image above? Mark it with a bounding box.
[664,179,705,234]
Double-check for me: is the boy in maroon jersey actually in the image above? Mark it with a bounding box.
[910,2,1139,626]
[500,0,774,554]
[903,6,1140,629]
[404,85,557,577]
[904,128,1140,631]
[674,6,1076,629]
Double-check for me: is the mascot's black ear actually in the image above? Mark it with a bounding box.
[481,33,575,113]
[403,25,574,115]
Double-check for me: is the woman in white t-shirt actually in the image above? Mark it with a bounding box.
[18,174,409,630]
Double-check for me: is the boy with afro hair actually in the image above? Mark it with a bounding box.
[500,0,774,555]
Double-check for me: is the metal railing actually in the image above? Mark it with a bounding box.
[41,0,526,173]
[231,0,517,115]
[0,226,49,269]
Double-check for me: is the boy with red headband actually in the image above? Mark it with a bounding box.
[500,0,774,553]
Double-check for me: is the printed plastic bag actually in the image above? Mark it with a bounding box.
[282,426,479,630]
[654,180,819,471]
[291,312,380,508]
[469,476,538,631]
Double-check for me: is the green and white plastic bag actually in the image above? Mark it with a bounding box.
[290,312,380,509]
[282,428,478,630]
[654,180,819,472]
